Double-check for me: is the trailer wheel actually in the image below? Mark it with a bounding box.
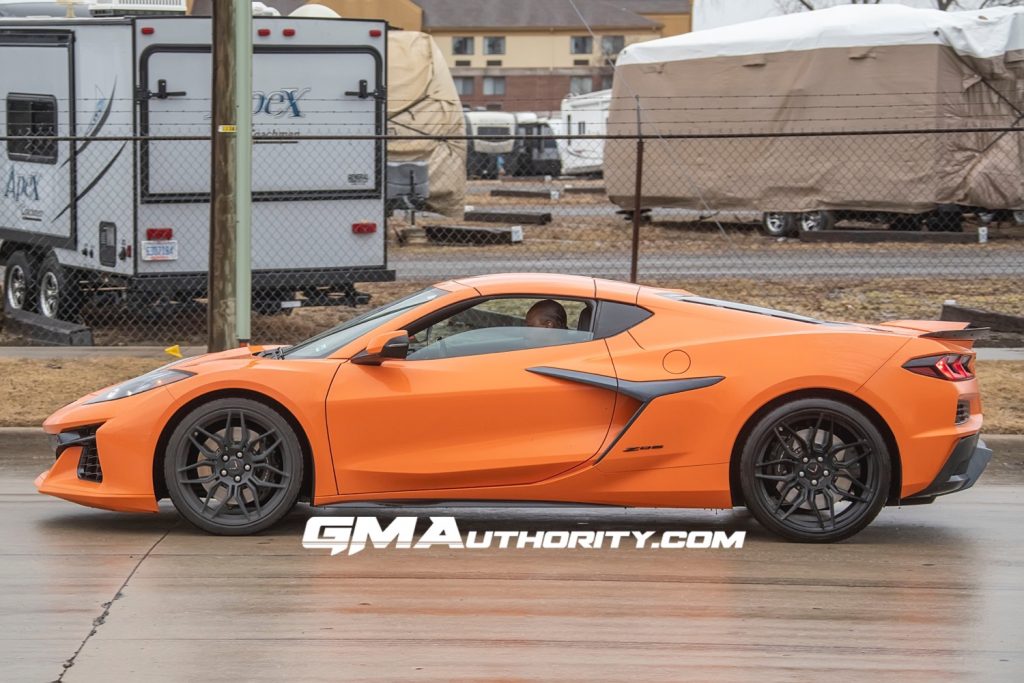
[36,253,82,322]
[761,212,797,237]
[3,250,36,312]
[798,211,835,232]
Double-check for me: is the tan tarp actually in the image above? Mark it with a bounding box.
[606,44,1024,213]
[387,31,466,217]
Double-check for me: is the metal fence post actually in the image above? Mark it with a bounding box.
[630,98,644,284]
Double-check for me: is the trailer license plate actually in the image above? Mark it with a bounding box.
[142,240,178,261]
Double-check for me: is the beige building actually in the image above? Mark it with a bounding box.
[417,0,691,111]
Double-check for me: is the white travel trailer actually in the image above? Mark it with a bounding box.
[463,110,515,179]
[1,13,391,321]
[557,89,611,176]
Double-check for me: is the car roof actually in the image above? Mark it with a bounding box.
[448,273,694,304]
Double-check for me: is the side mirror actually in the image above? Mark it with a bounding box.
[352,330,410,366]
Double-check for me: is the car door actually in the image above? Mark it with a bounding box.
[325,298,617,494]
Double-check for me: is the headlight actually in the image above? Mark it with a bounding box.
[85,368,194,404]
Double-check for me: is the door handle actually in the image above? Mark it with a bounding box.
[345,79,384,100]
[345,79,370,99]
[145,79,187,100]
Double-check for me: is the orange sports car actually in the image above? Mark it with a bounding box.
[36,273,991,542]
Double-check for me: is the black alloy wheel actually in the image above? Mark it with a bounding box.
[165,398,303,535]
[740,398,890,542]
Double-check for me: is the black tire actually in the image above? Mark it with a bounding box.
[798,210,835,232]
[4,250,36,312]
[761,212,797,237]
[164,398,304,535]
[739,397,891,543]
[36,253,82,322]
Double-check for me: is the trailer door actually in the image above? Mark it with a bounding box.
[138,42,386,276]
[139,46,382,201]
[0,30,74,249]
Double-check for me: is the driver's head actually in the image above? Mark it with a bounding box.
[526,299,568,329]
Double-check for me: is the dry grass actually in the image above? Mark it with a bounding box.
[0,357,166,427]
[648,277,1024,325]
[976,361,1024,434]
[2,276,1019,348]
[1,356,1018,432]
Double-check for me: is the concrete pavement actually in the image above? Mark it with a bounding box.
[1,434,1023,681]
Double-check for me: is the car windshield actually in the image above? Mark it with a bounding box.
[283,287,446,359]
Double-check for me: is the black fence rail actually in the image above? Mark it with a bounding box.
[0,129,1021,345]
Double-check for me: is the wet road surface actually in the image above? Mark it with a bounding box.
[2,433,1023,682]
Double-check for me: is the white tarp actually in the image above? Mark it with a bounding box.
[622,4,1024,64]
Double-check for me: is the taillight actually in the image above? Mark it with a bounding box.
[903,354,975,381]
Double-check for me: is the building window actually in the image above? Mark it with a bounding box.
[6,94,57,164]
[455,59,471,67]
[452,36,474,55]
[453,77,475,96]
[483,77,506,96]
[486,59,502,67]
[573,59,589,66]
[569,76,593,96]
[601,74,614,90]
[484,36,505,55]
[571,36,593,54]
[601,35,625,56]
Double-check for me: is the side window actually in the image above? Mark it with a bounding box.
[406,297,595,361]
[593,301,652,338]
[6,94,58,164]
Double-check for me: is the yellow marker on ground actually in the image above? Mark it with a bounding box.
[164,345,183,359]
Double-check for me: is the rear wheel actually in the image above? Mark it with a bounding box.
[739,398,890,543]
[798,210,834,232]
[164,398,304,535]
[36,253,83,322]
[4,250,36,312]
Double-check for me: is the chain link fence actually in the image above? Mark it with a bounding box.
[1,124,1022,346]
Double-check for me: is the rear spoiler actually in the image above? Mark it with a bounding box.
[921,327,989,341]
[876,320,988,347]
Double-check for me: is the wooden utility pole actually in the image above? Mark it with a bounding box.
[208,0,238,351]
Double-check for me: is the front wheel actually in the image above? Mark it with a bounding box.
[761,212,797,237]
[739,398,891,543]
[4,250,36,312]
[164,398,304,535]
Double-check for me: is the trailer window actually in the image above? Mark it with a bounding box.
[6,94,57,164]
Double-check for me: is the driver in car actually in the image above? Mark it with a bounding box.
[525,300,568,330]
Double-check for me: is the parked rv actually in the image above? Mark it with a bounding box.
[607,5,1024,236]
[463,110,516,179]
[1,13,392,321]
[507,113,561,177]
[557,89,611,177]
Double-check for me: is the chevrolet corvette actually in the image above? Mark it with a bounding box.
[36,273,992,542]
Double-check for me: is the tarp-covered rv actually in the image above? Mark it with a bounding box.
[386,30,466,216]
[606,5,1024,231]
